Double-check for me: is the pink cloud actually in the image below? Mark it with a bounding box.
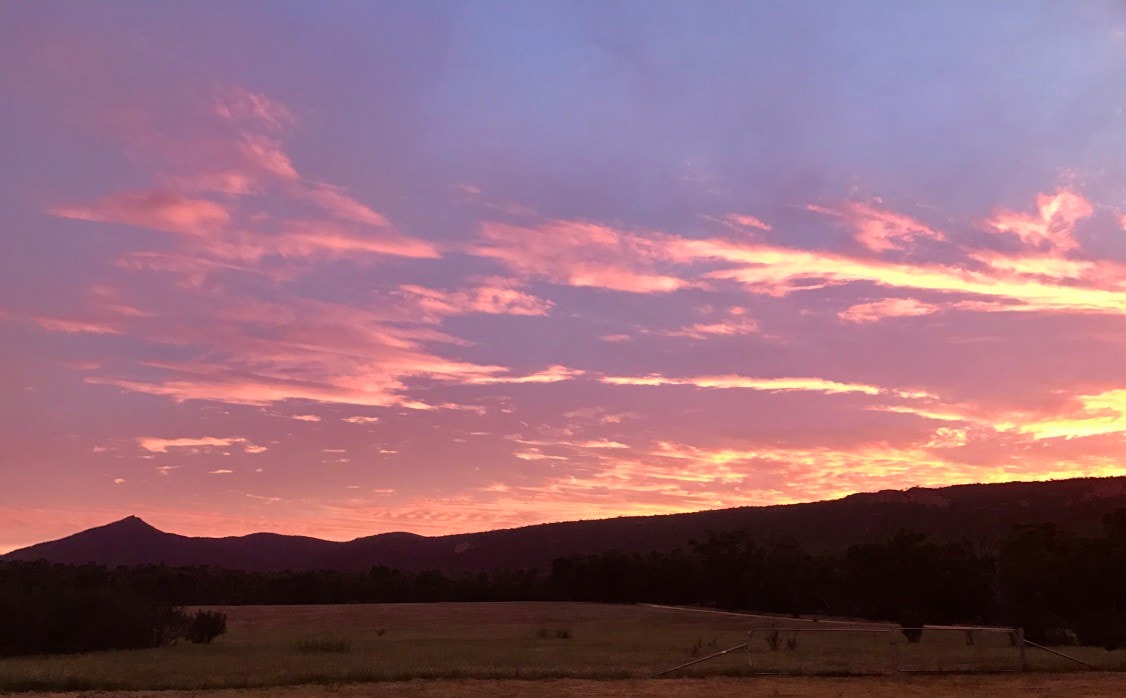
[213,86,295,132]
[809,201,945,253]
[137,436,267,454]
[32,316,124,335]
[660,314,760,339]
[726,213,772,231]
[303,184,390,226]
[468,365,584,385]
[238,134,299,181]
[51,88,436,289]
[399,279,553,319]
[474,220,687,293]
[838,298,941,323]
[985,188,1093,252]
[51,190,231,236]
[68,289,524,410]
[269,221,440,260]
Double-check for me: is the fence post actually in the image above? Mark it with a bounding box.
[1017,628,1027,672]
[890,631,898,674]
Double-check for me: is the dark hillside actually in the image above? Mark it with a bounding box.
[6,476,1125,572]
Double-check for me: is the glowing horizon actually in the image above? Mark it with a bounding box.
[1,3,1124,552]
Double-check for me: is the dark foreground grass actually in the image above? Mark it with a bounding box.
[14,674,1126,698]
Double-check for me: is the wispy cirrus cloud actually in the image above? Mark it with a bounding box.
[213,86,295,132]
[669,232,1126,314]
[809,200,946,253]
[10,51,1124,551]
[838,298,942,323]
[51,191,231,236]
[49,87,437,278]
[725,213,772,231]
[474,220,687,293]
[399,279,553,319]
[601,373,883,395]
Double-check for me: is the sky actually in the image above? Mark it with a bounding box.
[1,1,1125,552]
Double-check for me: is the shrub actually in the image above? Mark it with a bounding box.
[764,628,782,651]
[535,627,571,639]
[1042,627,1080,646]
[185,610,227,644]
[899,610,924,643]
[0,586,184,657]
[293,636,352,653]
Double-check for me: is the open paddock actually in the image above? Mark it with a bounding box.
[14,675,1126,698]
[3,602,1124,694]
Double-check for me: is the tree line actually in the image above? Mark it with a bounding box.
[2,511,1123,656]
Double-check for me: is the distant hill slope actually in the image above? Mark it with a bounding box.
[6,476,1126,572]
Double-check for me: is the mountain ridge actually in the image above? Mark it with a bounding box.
[6,475,1126,572]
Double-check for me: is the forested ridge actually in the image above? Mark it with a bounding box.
[4,510,1124,656]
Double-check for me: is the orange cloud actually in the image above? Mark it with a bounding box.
[343,416,380,425]
[137,436,267,454]
[923,427,968,448]
[601,373,882,395]
[670,237,1126,314]
[1008,389,1126,440]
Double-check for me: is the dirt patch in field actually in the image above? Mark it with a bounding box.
[19,673,1126,697]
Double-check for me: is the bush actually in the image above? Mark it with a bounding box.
[1042,627,1079,646]
[535,627,571,639]
[1072,611,1126,650]
[293,636,352,653]
[899,610,924,643]
[185,610,227,644]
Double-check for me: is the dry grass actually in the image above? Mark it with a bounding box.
[15,674,1126,698]
[2,602,1124,693]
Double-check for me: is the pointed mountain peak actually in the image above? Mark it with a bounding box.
[104,515,162,533]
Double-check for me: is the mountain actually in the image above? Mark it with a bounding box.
[6,476,1126,572]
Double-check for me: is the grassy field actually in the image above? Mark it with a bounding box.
[16,675,1126,698]
[3,602,1125,693]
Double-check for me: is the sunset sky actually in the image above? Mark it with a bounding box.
[2,2,1125,552]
